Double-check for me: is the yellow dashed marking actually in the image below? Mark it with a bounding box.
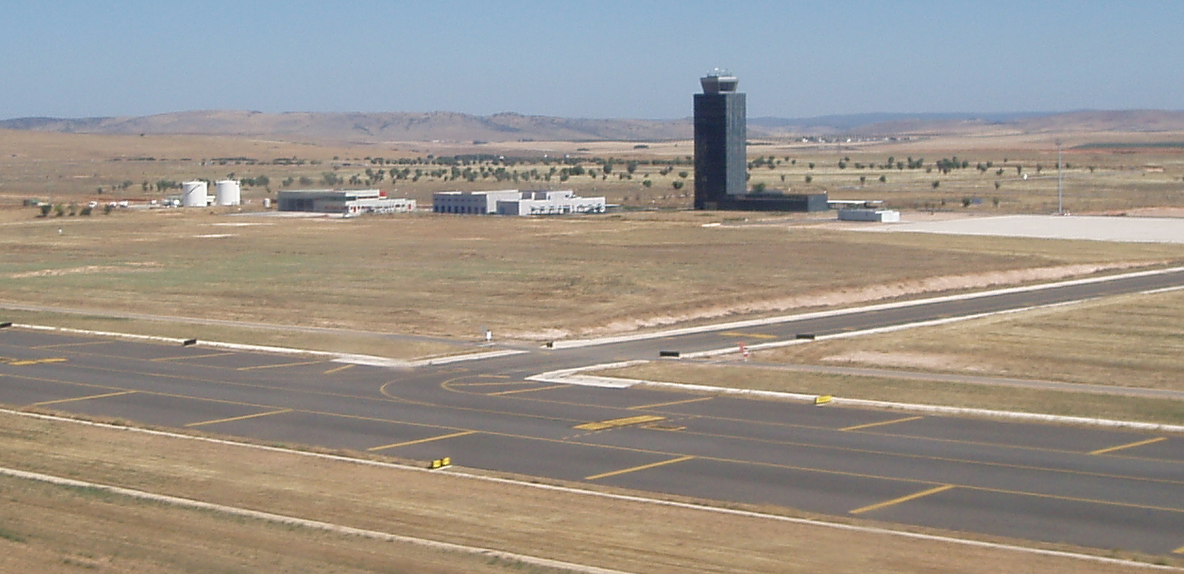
[586,455,695,481]
[5,357,67,366]
[574,415,665,431]
[719,331,779,340]
[1173,544,1184,555]
[849,484,955,515]
[185,408,293,428]
[237,359,326,371]
[841,416,924,432]
[628,396,714,410]
[322,364,355,375]
[32,390,135,407]
[368,430,477,452]
[487,384,566,396]
[1090,437,1167,455]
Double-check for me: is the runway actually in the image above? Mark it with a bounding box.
[2,268,1184,556]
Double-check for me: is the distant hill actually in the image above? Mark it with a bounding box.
[4,109,1184,143]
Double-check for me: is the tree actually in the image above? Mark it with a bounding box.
[932,180,941,189]
[752,182,767,193]
[678,171,688,179]
[642,179,652,188]
[879,175,886,183]
[805,175,813,183]
[859,175,866,185]
[39,204,52,217]
[671,180,684,190]
[808,162,815,170]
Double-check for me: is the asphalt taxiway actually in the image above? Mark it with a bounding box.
[2,267,1184,556]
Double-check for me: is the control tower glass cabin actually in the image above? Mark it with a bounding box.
[694,70,746,210]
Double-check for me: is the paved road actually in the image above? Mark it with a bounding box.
[2,268,1184,556]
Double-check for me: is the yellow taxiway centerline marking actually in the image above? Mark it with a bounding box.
[152,352,235,362]
[574,415,666,431]
[185,408,293,428]
[849,484,956,515]
[453,381,529,387]
[237,359,326,371]
[718,331,779,340]
[487,384,566,396]
[368,430,477,452]
[629,396,714,410]
[6,358,68,366]
[478,374,511,379]
[322,364,355,375]
[1174,544,1184,555]
[1090,436,1168,455]
[841,416,924,432]
[32,390,136,407]
[31,341,111,349]
[586,455,695,481]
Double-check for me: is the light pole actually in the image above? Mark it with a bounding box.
[1056,140,1064,215]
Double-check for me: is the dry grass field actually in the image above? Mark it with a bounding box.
[758,287,1184,391]
[0,410,1172,574]
[2,206,1182,348]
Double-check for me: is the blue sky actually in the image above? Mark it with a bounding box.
[2,1,1181,119]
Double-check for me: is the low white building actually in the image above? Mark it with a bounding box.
[277,189,415,217]
[495,190,606,216]
[433,189,606,216]
[838,208,900,223]
[432,190,520,214]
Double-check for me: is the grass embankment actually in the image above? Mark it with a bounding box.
[602,289,1184,424]
[2,208,1182,345]
[0,410,1170,573]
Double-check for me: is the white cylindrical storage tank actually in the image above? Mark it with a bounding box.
[215,180,241,206]
[181,181,208,207]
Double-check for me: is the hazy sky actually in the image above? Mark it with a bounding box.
[2,1,1181,120]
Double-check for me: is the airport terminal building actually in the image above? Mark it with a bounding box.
[433,190,606,216]
[277,189,416,217]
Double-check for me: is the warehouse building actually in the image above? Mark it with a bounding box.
[433,190,606,216]
[276,189,415,217]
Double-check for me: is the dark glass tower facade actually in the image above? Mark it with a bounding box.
[694,72,746,210]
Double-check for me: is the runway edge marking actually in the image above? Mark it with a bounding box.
[3,408,1179,571]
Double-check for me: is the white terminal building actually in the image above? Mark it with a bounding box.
[276,189,416,217]
[432,190,606,216]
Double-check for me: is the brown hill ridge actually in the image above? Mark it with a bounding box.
[0,110,692,143]
[4,109,1184,143]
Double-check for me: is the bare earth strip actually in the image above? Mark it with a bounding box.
[0,410,1175,573]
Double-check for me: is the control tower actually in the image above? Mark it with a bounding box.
[694,69,746,209]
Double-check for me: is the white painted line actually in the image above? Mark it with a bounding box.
[550,265,1184,349]
[528,360,650,388]
[7,324,521,369]
[0,465,636,574]
[1141,285,1184,295]
[2,408,1176,571]
[681,299,1088,359]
